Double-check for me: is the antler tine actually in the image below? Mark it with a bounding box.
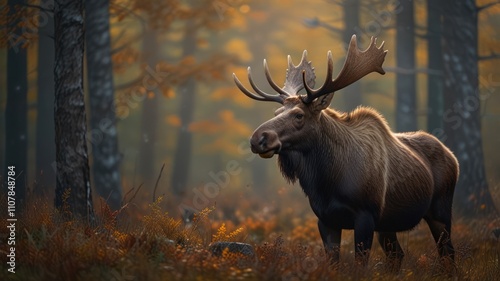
[233,72,267,101]
[234,51,316,104]
[283,50,316,95]
[303,51,334,103]
[264,59,290,97]
[302,35,387,104]
[232,67,285,104]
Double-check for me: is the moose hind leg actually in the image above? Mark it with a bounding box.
[318,220,342,265]
[377,232,404,271]
[425,216,455,260]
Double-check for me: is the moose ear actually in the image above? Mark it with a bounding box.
[311,92,334,112]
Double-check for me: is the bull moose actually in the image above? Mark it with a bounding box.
[233,35,458,269]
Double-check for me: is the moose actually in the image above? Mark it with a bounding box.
[233,35,459,269]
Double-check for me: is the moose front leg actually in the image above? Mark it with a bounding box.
[354,212,375,266]
[318,220,341,265]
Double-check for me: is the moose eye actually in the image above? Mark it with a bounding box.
[295,113,304,120]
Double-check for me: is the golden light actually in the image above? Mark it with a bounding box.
[239,4,250,14]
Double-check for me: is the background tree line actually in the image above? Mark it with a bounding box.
[0,0,498,221]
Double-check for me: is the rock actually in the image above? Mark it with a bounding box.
[209,242,255,257]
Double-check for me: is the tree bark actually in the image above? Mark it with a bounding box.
[426,0,444,135]
[35,2,56,196]
[53,0,94,221]
[395,0,417,132]
[85,0,122,210]
[171,23,197,197]
[5,0,28,208]
[339,0,362,111]
[442,0,497,216]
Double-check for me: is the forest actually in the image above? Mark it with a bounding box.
[0,0,499,280]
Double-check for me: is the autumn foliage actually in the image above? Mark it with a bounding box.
[0,191,498,280]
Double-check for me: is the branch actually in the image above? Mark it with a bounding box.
[152,163,165,203]
[122,183,143,206]
[414,26,428,39]
[384,66,443,75]
[111,28,128,46]
[415,32,428,40]
[477,1,500,12]
[109,2,147,29]
[111,34,142,55]
[478,52,500,61]
[415,25,427,32]
[111,43,130,56]
[21,3,54,13]
[303,17,343,34]
[318,21,343,34]
[115,76,143,90]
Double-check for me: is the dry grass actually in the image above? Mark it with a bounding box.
[0,194,498,281]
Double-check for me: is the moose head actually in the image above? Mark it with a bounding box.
[233,35,387,159]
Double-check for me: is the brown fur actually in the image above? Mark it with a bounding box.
[249,96,459,268]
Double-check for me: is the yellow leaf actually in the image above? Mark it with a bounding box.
[213,223,227,241]
[162,87,175,98]
[165,115,181,127]
[229,11,247,30]
[224,39,252,62]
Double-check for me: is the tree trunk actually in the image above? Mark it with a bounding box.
[340,0,362,111]
[245,10,273,193]
[5,0,28,208]
[139,29,160,190]
[35,3,55,196]
[395,0,417,132]
[53,0,94,221]
[170,81,196,197]
[442,0,497,216]
[171,24,197,197]
[426,0,444,135]
[85,0,122,210]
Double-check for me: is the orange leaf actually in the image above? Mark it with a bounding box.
[165,115,181,127]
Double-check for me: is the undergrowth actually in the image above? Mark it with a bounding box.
[0,194,498,281]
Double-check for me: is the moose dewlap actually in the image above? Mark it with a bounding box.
[233,35,459,269]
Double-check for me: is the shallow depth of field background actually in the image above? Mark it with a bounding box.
[0,0,499,280]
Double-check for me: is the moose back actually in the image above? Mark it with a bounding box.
[233,35,459,268]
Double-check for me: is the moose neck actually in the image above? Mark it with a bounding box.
[278,109,354,200]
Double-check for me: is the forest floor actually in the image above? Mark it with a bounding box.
[0,193,499,281]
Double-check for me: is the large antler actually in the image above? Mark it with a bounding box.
[233,51,316,104]
[301,35,387,104]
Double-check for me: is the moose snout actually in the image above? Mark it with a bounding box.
[250,130,281,158]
